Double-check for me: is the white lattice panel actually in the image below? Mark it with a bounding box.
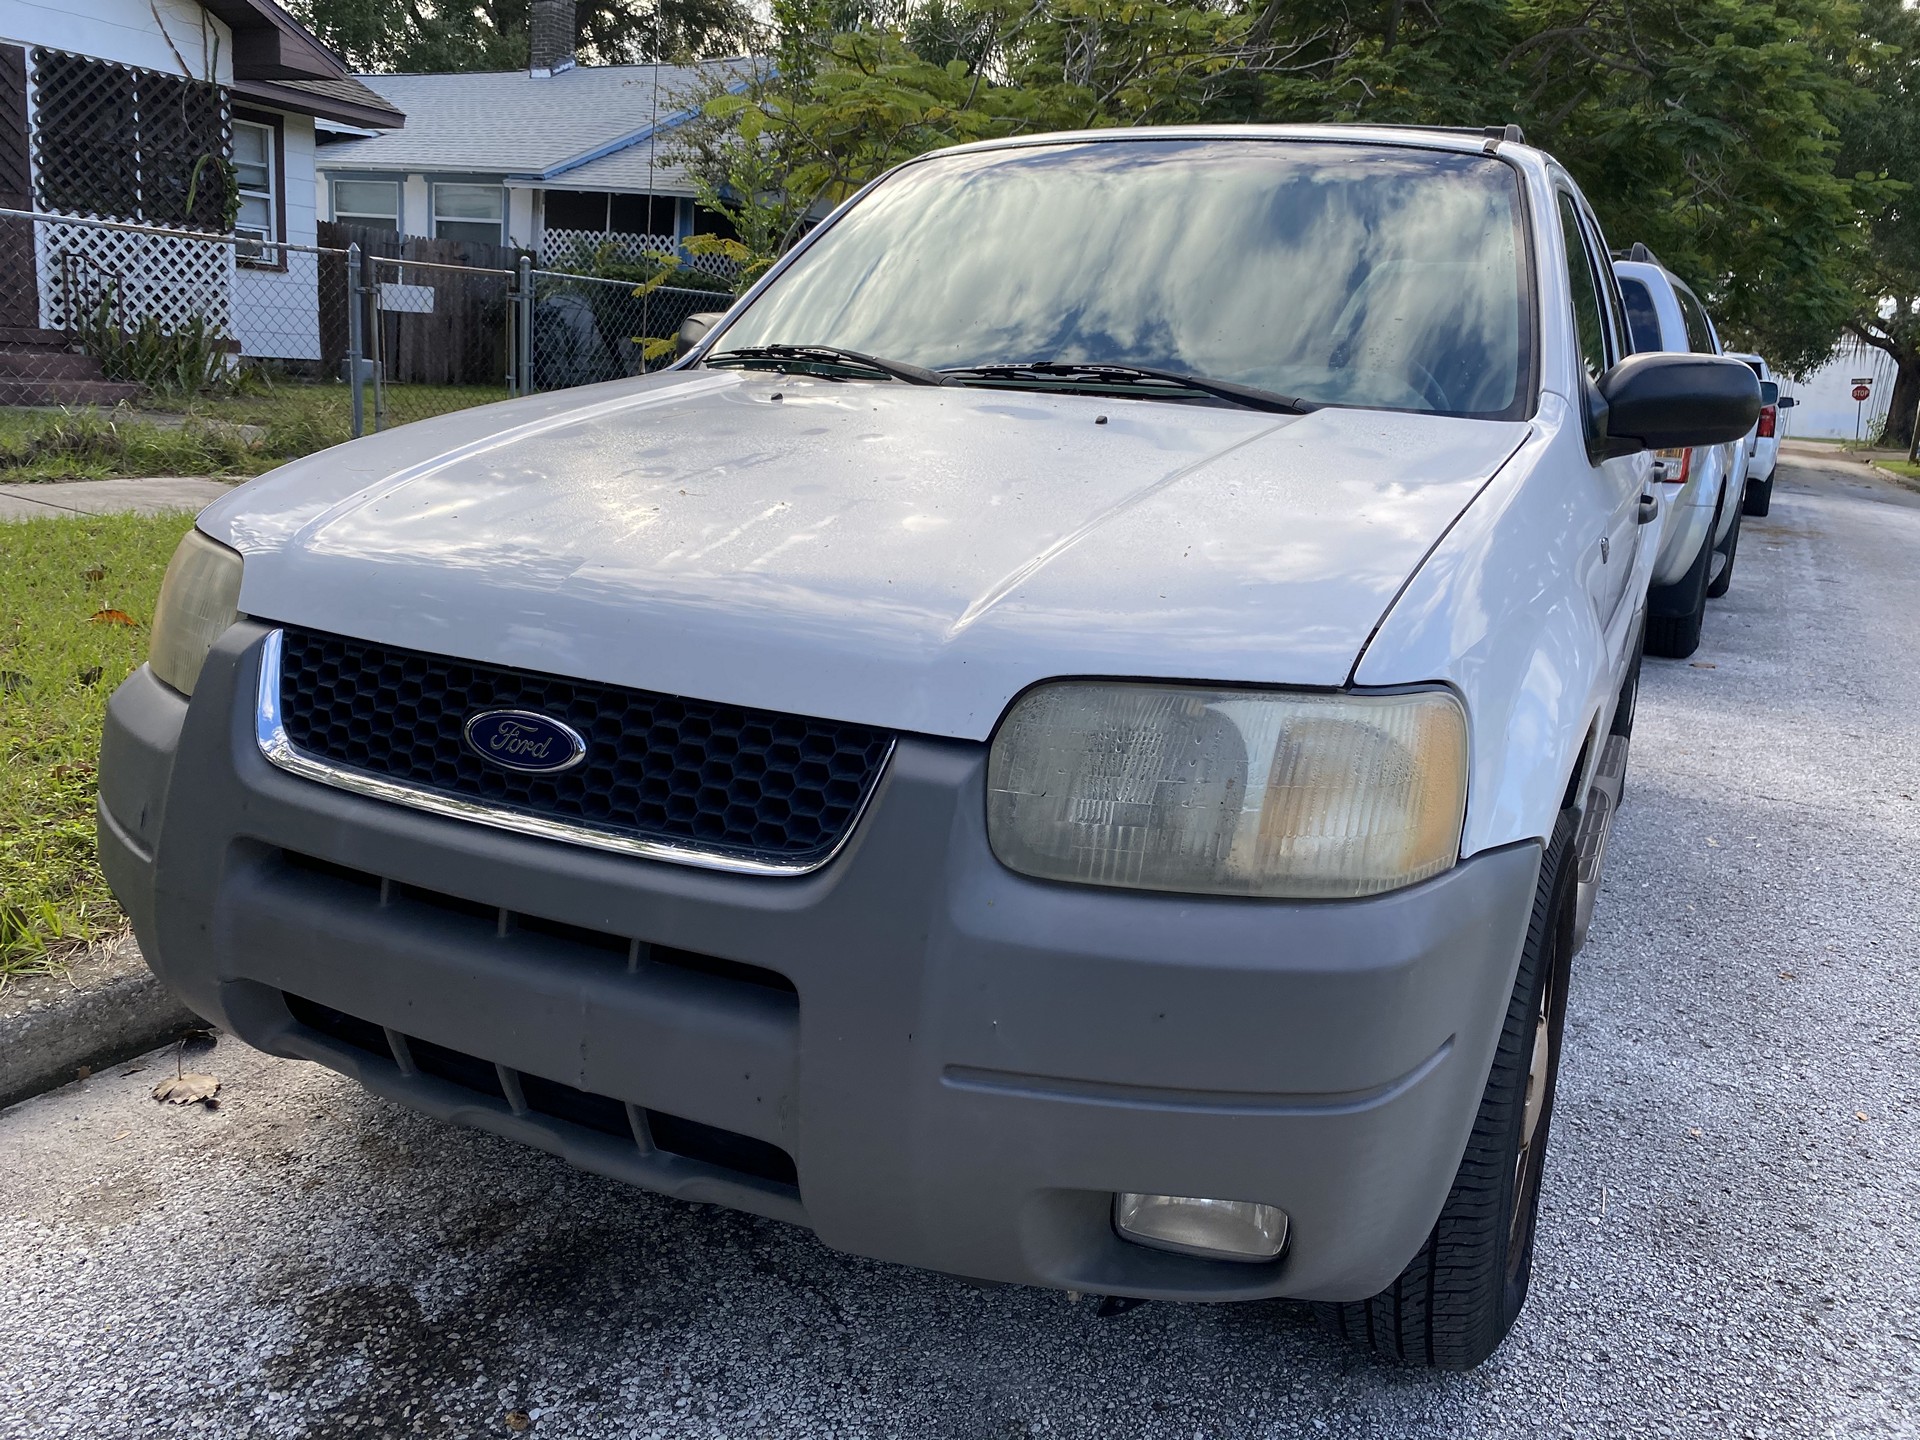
[541,228,741,281]
[36,218,234,333]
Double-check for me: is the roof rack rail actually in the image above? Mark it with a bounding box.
[1314,123,1527,147]
[1611,241,1664,267]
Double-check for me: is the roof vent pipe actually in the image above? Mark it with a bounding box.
[530,0,577,77]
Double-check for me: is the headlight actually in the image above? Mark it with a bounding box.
[987,682,1468,899]
[148,528,243,697]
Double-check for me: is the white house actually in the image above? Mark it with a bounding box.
[1772,336,1900,443]
[0,0,401,396]
[315,0,739,267]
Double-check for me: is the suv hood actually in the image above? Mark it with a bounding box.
[205,371,1527,741]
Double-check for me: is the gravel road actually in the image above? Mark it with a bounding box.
[3,455,1916,1440]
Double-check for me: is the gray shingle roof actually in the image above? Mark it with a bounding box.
[272,76,406,124]
[315,62,742,195]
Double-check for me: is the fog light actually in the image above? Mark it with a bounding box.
[1113,1193,1288,1262]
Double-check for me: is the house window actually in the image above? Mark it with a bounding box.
[232,118,280,265]
[433,183,504,246]
[333,178,399,234]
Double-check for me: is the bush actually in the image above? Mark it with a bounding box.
[73,291,237,399]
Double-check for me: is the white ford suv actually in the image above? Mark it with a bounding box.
[99,126,1756,1370]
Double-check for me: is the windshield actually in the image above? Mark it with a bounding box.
[712,139,1532,418]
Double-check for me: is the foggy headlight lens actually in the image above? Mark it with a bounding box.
[148,528,243,697]
[987,683,1468,899]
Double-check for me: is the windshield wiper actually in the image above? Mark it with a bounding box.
[705,344,949,387]
[941,361,1313,414]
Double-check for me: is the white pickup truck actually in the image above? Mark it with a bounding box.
[99,125,1757,1370]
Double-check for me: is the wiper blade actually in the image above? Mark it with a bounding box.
[941,361,1312,414]
[705,344,949,387]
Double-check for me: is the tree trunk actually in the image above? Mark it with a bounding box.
[1880,351,1920,452]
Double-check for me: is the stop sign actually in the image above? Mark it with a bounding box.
[1853,384,1872,401]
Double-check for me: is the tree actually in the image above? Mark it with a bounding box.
[288,0,755,72]
[1836,0,1920,447]
[675,0,1890,384]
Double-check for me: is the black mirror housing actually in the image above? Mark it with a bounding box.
[1591,353,1762,459]
[676,311,727,359]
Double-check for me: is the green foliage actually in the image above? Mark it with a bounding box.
[74,295,235,400]
[676,0,1895,383]
[0,510,197,976]
[544,234,738,293]
[287,0,756,71]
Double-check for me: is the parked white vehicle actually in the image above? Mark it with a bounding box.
[1728,352,1796,516]
[1615,250,1752,657]
[99,126,1757,1371]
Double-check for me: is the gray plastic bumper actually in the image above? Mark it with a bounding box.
[99,622,1543,1304]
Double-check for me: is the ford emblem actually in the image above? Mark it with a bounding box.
[463,709,588,774]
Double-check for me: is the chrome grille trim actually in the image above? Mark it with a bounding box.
[253,628,892,877]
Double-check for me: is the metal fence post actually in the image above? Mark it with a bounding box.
[516,254,535,397]
[345,241,365,438]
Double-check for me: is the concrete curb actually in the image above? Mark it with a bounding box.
[0,933,201,1110]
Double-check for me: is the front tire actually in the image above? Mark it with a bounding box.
[1314,813,1576,1370]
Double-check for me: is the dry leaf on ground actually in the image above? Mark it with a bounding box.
[89,609,137,627]
[505,1411,532,1432]
[83,566,106,582]
[153,1073,220,1105]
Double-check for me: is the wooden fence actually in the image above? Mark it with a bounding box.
[318,222,528,387]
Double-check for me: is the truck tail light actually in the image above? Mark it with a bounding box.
[1758,405,1777,438]
[1652,447,1691,484]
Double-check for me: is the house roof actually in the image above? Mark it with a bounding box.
[316,62,742,196]
[205,0,405,127]
[236,76,406,129]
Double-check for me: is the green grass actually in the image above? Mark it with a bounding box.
[1870,458,1920,491]
[0,510,196,978]
[0,382,504,482]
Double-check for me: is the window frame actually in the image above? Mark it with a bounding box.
[1554,188,1614,386]
[231,109,285,271]
[331,176,401,234]
[431,181,506,247]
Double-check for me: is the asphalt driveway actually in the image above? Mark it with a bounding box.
[3,455,1915,1439]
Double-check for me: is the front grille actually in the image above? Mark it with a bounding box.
[273,627,893,868]
[284,993,800,1189]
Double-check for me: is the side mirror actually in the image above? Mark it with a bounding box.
[676,311,726,359]
[1759,380,1780,406]
[1778,395,1798,410]
[1590,353,1761,460]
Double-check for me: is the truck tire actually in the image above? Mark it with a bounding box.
[1314,812,1576,1371]
[1706,504,1741,599]
[1645,519,1713,659]
[1742,472,1773,518]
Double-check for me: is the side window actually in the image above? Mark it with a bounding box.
[1556,193,1609,383]
[1675,286,1715,354]
[1618,277,1662,353]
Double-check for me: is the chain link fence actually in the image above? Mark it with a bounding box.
[0,208,742,483]
[525,269,728,392]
